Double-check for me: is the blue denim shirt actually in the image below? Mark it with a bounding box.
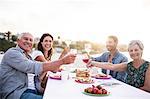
[0,46,43,99]
[92,51,128,82]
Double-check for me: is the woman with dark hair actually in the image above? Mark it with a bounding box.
[31,33,69,94]
[32,33,68,63]
[32,33,54,61]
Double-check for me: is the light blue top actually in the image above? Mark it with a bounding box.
[92,51,128,82]
[0,46,43,99]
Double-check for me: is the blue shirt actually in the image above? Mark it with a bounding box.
[92,51,128,82]
[0,46,43,99]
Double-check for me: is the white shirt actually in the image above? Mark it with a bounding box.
[31,50,44,60]
[27,50,44,90]
[27,74,36,90]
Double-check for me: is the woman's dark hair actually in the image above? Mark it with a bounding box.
[37,33,54,61]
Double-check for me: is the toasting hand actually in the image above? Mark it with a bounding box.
[86,59,94,68]
[61,53,76,64]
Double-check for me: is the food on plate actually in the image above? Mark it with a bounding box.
[95,74,108,77]
[84,85,108,94]
[92,74,111,79]
[53,75,61,78]
[76,69,90,78]
[75,69,93,83]
[49,75,61,80]
[75,77,94,84]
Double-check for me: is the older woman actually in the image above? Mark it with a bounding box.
[87,40,150,92]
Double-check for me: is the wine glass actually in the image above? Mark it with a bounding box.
[82,44,91,64]
[64,40,71,55]
[63,40,77,75]
[57,36,62,47]
[65,40,78,55]
[82,43,91,66]
[82,53,90,64]
[84,43,91,56]
[65,40,71,48]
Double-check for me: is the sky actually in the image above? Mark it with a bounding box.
[0,0,150,59]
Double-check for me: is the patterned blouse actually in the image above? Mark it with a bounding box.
[126,61,149,88]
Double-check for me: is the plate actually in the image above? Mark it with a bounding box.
[92,74,111,79]
[82,91,110,96]
[49,75,61,80]
[75,79,94,84]
[82,59,89,63]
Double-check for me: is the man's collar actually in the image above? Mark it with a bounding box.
[16,45,32,60]
[16,45,24,53]
[108,50,119,59]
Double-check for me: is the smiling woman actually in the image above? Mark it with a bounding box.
[31,33,55,93]
[87,40,150,92]
[35,33,54,61]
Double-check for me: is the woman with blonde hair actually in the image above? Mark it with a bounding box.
[87,40,150,92]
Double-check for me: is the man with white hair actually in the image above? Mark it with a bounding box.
[0,33,76,99]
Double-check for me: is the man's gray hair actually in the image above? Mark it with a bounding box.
[128,40,144,50]
[17,32,33,40]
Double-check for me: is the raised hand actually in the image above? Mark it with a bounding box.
[59,47,70,59]
[61,53,76,64]
[86,59,94,68]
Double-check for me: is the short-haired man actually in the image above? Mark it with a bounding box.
[92,35,128,82]
[0,33,76,99]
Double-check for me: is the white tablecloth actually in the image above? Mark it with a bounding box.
[43,72,150,99]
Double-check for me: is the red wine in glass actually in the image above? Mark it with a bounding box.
[82,59,89,63]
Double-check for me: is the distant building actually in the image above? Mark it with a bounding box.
[0,32,5,39]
